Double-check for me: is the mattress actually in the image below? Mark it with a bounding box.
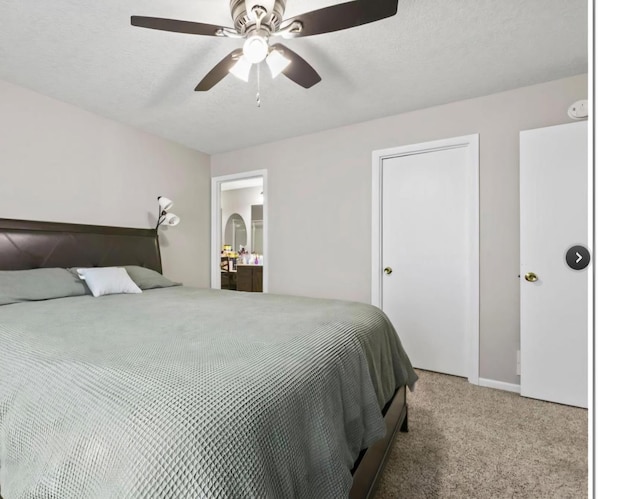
[0,287,417,498]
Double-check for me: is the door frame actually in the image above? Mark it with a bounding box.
[371,135,479,384]
[211,169,268,291]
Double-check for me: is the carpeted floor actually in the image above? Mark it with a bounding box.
[376,370,588,498]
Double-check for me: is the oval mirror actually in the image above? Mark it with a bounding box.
[224,213,247,251]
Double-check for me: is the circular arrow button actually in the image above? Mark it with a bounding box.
[566,245,591,271]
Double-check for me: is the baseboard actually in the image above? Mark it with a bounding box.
[478,378,521,394]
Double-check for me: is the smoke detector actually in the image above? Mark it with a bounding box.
[568,100,588,119]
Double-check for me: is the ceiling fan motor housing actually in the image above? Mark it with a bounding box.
[231,0,287,35]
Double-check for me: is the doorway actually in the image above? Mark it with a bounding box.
[211,170,268,292]
[371,135,479,384]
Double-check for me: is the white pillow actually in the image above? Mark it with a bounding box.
[76,267,142,297]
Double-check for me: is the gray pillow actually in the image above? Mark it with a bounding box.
[0,268,90,306]
[123,266,181,290]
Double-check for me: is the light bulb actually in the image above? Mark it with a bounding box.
[266,49,291,78]
[243,35,269,64]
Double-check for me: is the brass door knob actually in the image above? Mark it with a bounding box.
[524,272,538,282]
[384,267,393,275]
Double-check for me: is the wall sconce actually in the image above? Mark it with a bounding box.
[156,196,181,230]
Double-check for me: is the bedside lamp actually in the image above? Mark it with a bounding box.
[156,196,181,230]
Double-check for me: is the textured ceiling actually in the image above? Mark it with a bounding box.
[0,0,587,154]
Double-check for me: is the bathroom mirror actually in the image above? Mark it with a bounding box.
[251,204,263,254]
[224,213,247,250]
[252,221,263,254]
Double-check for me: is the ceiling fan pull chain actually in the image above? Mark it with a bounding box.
[256,63,261,107]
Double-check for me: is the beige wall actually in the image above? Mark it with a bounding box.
[0,79,211,287]
[211,74,588,385]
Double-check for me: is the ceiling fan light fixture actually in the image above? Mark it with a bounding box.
[229,55,252,82]
[266,49,291,78]
[243,35,269,64]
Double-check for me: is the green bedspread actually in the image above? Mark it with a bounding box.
[0,287,417,498]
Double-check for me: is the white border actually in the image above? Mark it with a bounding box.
[586,2,594,497]
[211,169,268,292]
[371,134,480,385]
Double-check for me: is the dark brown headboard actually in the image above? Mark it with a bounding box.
[0,218,162,272]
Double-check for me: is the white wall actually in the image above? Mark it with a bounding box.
[0,78,211,287]
[221,186,263,252]
[210,74,588,385]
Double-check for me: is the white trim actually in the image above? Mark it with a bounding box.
[371,134,480,385]
[211,169,268,292]
[478,378,521,394]
[221,177,264,191]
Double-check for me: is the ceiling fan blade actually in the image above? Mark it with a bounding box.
[272,44,321,89]
[195,50,243,91]
[281,0,398,38]
[131,16,232,37]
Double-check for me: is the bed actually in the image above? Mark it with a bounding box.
[0,218,417,499]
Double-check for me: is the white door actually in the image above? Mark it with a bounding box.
[520,121,588,408]
[374,135,479,380]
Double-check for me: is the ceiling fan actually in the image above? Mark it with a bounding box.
[131,0,399,91]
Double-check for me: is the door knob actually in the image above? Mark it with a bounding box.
[384,267,393,275]
[524,272,538,282]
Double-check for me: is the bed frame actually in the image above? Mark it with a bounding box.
[0,217,408,499]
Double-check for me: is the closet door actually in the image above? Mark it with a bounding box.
[376,135,479,379]
[520,121,588,408]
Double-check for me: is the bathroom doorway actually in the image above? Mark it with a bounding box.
[211,170,267,292]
